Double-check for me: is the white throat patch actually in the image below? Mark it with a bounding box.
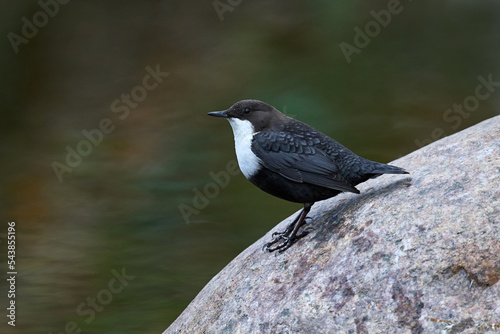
[227,118,262,179]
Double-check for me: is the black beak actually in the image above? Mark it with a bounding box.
[207,110,229,118]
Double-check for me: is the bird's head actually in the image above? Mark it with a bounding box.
[208,99,288,132]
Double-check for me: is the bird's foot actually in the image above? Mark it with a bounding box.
[264,203,314,253]
[264,229,309,253]
[271,220,295,238]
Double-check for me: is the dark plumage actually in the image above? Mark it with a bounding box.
[208,99,408,252]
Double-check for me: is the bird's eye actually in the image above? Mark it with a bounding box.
[243,108,251,114]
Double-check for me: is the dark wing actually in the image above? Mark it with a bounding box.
[251,131,359,194]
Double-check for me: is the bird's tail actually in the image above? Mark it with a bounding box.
[368,161,409,175]
[352,159,409,185]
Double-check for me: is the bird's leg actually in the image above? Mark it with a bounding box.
[264,209,306,252]
[263,214,300,252]
[271,213,301,238]
[264,203,313,253]
[300,216,315,234]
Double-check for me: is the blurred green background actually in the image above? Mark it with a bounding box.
[0,0,499,333]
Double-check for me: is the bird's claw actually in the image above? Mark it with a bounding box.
[264,203,313,253]
[271,231,283,238]
[264,230,309,253]
[264,235,293,253]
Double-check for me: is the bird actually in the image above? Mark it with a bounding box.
[208,99,408,252]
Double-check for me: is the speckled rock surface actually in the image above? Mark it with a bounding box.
[165,116,500,334]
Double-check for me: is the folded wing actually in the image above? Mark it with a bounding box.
[252,132,359,194]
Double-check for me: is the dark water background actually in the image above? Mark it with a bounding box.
[0,1,499,333]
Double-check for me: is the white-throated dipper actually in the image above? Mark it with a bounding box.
[208,99,408,252]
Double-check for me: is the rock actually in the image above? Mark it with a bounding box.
[164,116,500,334]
